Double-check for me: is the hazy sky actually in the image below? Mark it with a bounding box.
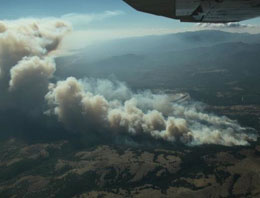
[3,0,260,27]
[2,0,260,50]
[0,0,191,29]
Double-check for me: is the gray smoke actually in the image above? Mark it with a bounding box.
[45,77,258,146]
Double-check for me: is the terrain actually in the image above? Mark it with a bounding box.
[1,30,260,198]
[0,138,260,198]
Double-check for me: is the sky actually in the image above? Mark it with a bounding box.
[0,0,189,28]
[2,0,260,24]
[2,0,260,50]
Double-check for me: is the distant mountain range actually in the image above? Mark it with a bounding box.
[56,30,260,105]
[73,30,260,60]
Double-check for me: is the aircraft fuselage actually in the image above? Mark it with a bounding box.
[123,0,260,23]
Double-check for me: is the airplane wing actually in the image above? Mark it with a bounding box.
[123,0,260,23]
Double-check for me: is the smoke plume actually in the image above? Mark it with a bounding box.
[0,19,70,111]
[46,77,258,146]
[0,18,258,146]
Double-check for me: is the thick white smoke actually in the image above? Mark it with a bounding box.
[0,19,70,110]
[45,77,258,146]
[9,56,55,91]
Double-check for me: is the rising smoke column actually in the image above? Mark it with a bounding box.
[0,19,71,111]
[46,77,258,146]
